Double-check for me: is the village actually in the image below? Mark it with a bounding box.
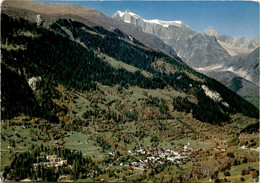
[31,141,226,176]
[108,142,200,173]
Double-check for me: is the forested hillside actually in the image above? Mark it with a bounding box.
[1,14,258,124]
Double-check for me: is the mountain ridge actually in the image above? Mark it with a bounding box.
[2,0,179,60]
[113,9,231,68]
[115,10,184,28]
[205,26,259,56]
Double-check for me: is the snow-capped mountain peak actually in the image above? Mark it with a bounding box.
[143,19,183,28]
[116,11,124,17]
[115,10,140,18]
[113,10,184,28]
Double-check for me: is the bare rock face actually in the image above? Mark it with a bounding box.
[223,47,259,86]
[200,47,259,108]
[28,76,42,92]
[113,10,231,68]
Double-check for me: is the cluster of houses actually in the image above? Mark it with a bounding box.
[33,155,68,170]
[115,142,198,171]
[212,146,227,151]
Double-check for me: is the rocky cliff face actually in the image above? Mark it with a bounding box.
[223,47,259,86]
[113,10,231,68]
[198,48,259,108]
[204,70,259,108]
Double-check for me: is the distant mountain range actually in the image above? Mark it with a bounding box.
[113,10,230,68]
[113,10,259,107]
[205,26,259,56]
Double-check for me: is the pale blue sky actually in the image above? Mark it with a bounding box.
[37,1,259,39]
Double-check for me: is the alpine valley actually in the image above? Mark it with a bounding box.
[1,0,259,182]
